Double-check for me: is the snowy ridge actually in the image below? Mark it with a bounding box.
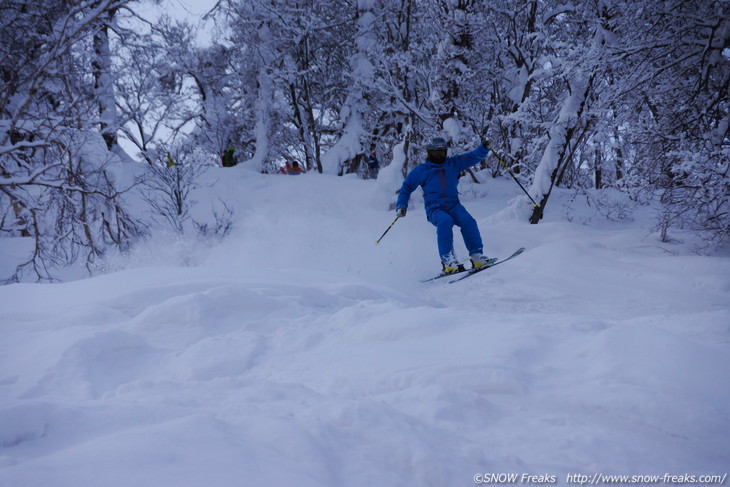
[1,169,729,485]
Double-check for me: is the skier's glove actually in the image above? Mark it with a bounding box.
[396,207,407,218]
[481,137,491,149]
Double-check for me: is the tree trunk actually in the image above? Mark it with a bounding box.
[92,8,119,150]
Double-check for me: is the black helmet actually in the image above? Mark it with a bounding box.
[426,137,448,164]
[426,137,447,151]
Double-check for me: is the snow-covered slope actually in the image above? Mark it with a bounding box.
[1,167,729,486]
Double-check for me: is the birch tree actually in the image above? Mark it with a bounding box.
[92,3,121,152]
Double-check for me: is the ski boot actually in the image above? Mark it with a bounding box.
[470,253,497,270]
[442,259,465,275]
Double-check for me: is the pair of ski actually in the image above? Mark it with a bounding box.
[422,247,525,284]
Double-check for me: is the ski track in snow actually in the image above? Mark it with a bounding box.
[1,170,729,486]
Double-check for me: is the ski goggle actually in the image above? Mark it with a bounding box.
[428,149,447,160]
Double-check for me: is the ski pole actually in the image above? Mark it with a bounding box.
[375,216,400,245]
[489,148,541,210]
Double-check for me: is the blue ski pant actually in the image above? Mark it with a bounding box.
[427,205,483,263]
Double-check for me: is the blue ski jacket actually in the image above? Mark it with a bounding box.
[396,144,490,217]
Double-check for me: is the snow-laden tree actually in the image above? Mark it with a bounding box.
[518,1,613,223]
[614,0,729,246]
[428,0,483,146]
[160,0,729,247]
[320,0,379,176]
[476,0,543,178]
[115,16,214,162]
[368,0,422,176]
[221,0,350,173]
[189,43,254,164]
[0,0,143,282]
[487,0,728,240]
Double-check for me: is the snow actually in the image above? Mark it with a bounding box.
[1,169,729,485]
[443,117,463,143]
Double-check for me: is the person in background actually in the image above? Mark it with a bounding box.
[288,161,303,175]
[222,145,237,167]
[366,151,379,179]
[281,160,303,175]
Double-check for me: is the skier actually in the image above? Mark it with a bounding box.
[281,160,303,175]
[222,145,237,167]
[366,151,379,179]
[395,136,493,275]
[288,161,303,174]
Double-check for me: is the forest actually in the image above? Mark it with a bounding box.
[1,0,728,282]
